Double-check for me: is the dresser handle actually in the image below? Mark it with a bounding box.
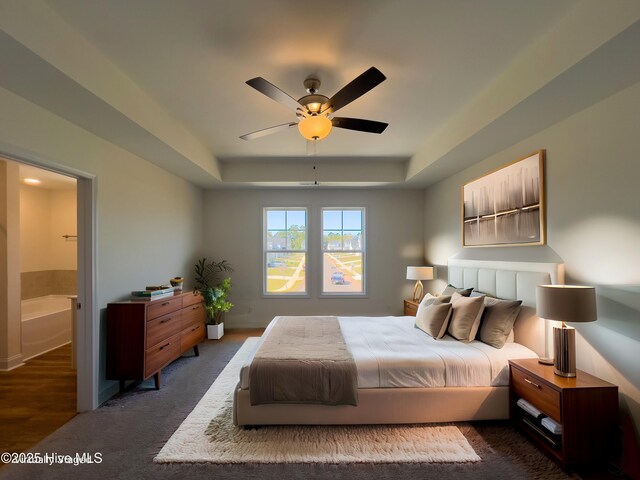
[159,342,170,350]
[524,378,541,389]
[191,326,199,332]
[161,302,170,306]
[192,305,199,310]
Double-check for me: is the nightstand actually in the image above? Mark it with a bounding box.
[509,358,618,472]
[404,299,419,316]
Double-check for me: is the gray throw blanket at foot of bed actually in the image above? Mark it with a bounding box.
[249,316,358,406]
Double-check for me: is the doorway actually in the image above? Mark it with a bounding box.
[0,154,96,453]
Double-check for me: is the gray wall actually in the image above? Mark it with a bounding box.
[203,188,425,327]
[0,86,204,403]
[423,81,640,457]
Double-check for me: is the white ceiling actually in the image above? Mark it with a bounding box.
[2,1,639,188]
[19,164,76,190]
[44,0,571,159]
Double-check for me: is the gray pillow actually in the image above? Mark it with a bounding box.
[441,284,473,297]
[479,297,522,349]
[415,303,453,339]
[447,292,486,342]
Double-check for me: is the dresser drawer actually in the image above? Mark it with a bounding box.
[146,311,182,349]
[145,333,180,378]
[147,296,183,320]
[182,292,203,307]
[511,367,561,422]
[180,323,205,352]
[181,302,205,329]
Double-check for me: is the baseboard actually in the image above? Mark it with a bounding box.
[98,380,120,406]
[0,353,25,371]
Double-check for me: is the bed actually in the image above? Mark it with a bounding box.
[233,259,564,426]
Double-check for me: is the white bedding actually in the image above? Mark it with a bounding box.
[240,316,538,390]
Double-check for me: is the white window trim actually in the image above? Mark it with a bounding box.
[320,207,367,298]
[262,207,309,297]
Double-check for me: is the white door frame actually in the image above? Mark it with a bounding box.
[0,149,98,411]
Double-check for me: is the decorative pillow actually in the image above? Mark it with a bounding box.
[415,293,452,318]
[447,292,486,342]
[479,297,522,349]
[415,303,453,339]
[506,328,515,343]
[441,284,473,297]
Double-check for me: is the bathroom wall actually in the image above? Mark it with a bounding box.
[20,184,77,299]
[0,161,22,370]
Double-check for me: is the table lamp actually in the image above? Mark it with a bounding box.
[536,285,597,377]
[406,266,434,302]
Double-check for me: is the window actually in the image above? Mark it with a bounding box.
[322,208,365,295]
[263,208,307,295]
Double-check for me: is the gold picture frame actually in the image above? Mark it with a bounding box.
[462,150,545,247]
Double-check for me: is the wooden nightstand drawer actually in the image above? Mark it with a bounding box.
[509,358,618,472]
[404,299,418,316]
[511,366,561,422]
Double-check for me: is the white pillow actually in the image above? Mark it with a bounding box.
[415,293,437,318]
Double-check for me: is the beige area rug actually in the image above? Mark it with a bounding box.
[154,338,481,464]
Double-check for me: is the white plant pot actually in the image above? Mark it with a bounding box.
[207,323,224,340]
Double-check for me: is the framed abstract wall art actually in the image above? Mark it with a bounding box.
[462,150,545,247]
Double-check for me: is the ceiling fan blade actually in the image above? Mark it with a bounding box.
[323,67,386,114]
[240,122,297,141]
[331,117,388,134]
[246,77,302,111]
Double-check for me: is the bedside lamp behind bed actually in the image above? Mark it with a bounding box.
[536,285,597,378]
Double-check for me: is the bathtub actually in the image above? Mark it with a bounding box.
[21,295,72,361]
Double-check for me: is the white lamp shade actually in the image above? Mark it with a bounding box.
[536,285,597,323]
[406,266,434,281]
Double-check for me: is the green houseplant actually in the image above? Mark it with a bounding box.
[194,258,233,339]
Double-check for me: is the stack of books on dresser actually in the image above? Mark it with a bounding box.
[131,286,175,301]
[516,398,562,448]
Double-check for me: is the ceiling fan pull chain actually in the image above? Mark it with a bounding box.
[306,139,318,156]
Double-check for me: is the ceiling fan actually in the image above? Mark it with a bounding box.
[240,67,388,142]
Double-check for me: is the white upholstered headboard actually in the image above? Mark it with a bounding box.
[447,258,565,357]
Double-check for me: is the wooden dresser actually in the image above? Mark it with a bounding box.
[509,358,618,471]
[107,291,205,392]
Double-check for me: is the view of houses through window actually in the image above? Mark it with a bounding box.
[264,208,307,294]
[263,207,365,295]
[322,208,364,294]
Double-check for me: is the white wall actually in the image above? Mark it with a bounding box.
[0,85,204,403]
[50,189,77,270]
[423,80,640,464]
[20,186,77,272]
[203,188,425,327]
[19,185,51,271]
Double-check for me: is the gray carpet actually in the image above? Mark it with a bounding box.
[0,339,572,480]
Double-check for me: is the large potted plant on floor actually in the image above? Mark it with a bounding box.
[194,258,234,340]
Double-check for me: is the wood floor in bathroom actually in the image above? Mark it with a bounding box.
[0,344,76,457]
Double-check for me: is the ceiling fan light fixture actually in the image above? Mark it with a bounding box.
[298,94,329,114]
[298,115,332,141]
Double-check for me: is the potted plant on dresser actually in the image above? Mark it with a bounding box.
[194,258,234,340]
